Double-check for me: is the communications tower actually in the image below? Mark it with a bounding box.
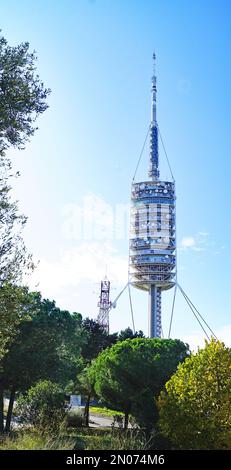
[129,53,176,338]
[97,277,112,334]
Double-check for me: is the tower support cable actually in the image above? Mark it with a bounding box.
[168,283,177,338]
[109,282,129,312]
[177,283,217,341]
[128,282,136,334]
[177,283,218,340]
[179,287,210,340]
[132,124,151,183]
[157,125,175,182]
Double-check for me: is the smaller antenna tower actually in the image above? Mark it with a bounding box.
[97,277,112,333]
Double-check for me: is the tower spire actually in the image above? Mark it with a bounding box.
[151,51,157,123]
[149,52,159,180]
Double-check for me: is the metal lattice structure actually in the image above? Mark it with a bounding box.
[129,53,176,338]
[97,278,112,334]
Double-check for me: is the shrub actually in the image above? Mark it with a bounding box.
[158,339,231,449]
[16,380,66,433]
[66,409,84,428]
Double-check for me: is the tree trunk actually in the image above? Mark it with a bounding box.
[124,411,129,430]
[84,394,91,427]
[5,386,15,434]
[0,383,4,434]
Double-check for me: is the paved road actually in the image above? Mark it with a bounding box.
[89,412,131,428]
[69,406,121,428]
[89,413,114,428]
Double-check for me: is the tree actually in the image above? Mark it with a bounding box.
[0,283,31,433]
[0,32,50,276]
[0,156,34,284]
[16,380,66,433]
[90,338,189,429]
[81,318,117,363]
[0,33,50,282]
[80,320,144,363]
[0,283,31,360]
[158,339,231,450]
[74,318,117,424]
[75,367,96,427]
[0,33,50,360]
[0,34,50,156]
[1,293,84,433]
[117,327,145,341]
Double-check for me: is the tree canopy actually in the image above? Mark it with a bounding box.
[158,339,231,449]
[80,318,117,363]
[117,327,144,341]
[0,32,50,366]
[0,283,31,361]
[89,337,190,429]
[0,293,84,433]
[0,34,50,156]
[0,33,50,283]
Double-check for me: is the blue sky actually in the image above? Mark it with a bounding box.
[1,0,231,348]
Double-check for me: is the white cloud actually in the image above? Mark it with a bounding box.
[26,192,130,311]
[181,237,196,248]
[179,232,210,252]
[61,194,129,241]
[28,242,128,300]
[182,324,231,351]
[198,231,209,237]
[180,232,225,256]
[191,246,205,252]
[216,324,231,347]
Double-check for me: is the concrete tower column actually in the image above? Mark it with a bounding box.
[149,285,161,338]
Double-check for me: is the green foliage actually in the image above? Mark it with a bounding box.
[75,365,97,426]
[0,431,46,450]
[0,156,34,285]
[81,318,117,363]
[1,293,84,433]
[117,327,144,341]
[0,430,76,450]
[90,406,123,418]
[82,429,153,451]
[0,283,31,360]
[2,294,84,390]
[158,339,231,449]
[0,31,50,282]
[0,34,50,156]
[90,338,189,429]
[0,31,50,359]
[66,408,84,428]
[0,428,154,451]
[16,380,66,433]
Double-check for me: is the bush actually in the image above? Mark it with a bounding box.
[66,409,84,428]
[16,380,66,433]
[158,339,231,449]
